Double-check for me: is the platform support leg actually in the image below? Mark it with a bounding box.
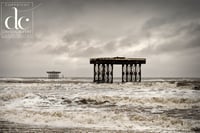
[122,64,125,82]
[93,64,96,82]
[139,64,141,82]
[130,64,133,82]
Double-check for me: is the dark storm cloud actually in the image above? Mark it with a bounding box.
[0,0,200,77]
[136,21,200,56]
[43,27,99,56]
[43,27,121,57]
[44,0,200,57]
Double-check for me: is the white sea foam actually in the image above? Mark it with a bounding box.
[0,80,200,132]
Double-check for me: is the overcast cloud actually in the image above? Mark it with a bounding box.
[0,0,200,77]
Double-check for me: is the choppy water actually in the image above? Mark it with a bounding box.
[0,78,200,132]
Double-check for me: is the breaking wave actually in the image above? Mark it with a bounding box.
[0,79,200,132]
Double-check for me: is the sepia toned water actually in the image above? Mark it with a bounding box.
[0,78,200,132]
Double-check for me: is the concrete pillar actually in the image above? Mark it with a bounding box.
[97,64,100,82]
[93,64,96,82]
[139,64,141,82]
[122,64,125,82]
[126,64,128,82]
[106,64,109,83]
[130,64,133,82]
[134,64,137,82]
[102,64,105,82]
[111,64,113,83]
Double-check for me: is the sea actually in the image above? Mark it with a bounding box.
[0,77,199,132]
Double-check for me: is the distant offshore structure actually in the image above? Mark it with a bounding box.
[90,57,146,83]
[47,71,61,79]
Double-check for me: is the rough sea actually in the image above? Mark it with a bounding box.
[0,77,200,132]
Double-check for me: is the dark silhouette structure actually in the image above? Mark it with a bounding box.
[47,71,61,79]
[90,57,146,83]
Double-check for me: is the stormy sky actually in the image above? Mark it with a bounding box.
[0,0,200,77]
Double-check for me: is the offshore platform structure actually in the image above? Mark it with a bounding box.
[90,57,146,83]
[46,71,61,79]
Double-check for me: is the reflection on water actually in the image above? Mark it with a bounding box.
[0,79,200,132]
